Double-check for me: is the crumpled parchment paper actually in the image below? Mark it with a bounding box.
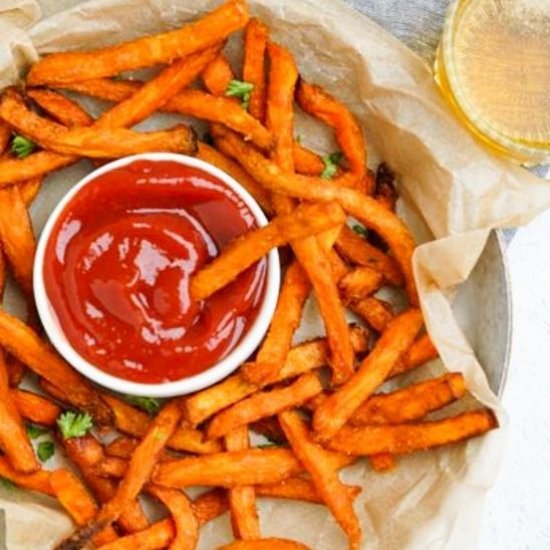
[2,0,550,548]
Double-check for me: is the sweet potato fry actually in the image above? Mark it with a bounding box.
[297,81,367,189]
[61,435,149,534]
[292,143,324,176]
[243,19,269,121]
[374,163,398,211]
[225,427,260,540]
[207,372,323,439]
[0,89,197,158]
[339,266,384,301]
[20,177,43,207]
[190,201,345,301]
[27,0,249,85]
[0,456,53,494]
[0,351,38,472]
[0,309,112,425]
[388,334,439,378]
[202,54,234,96]
[256,476,360,505]
[192,488,230,525]
[96,47,219,129]
[213,129,418,304]
[336,225,403,286]
[351,373,466,426]
[185,328,369,426]
[198,143,272,214]
[100,393,221,454]
[243,261,311,385]
[313,309,424,442]
[94,400,182,533]
[148,485,198,550]
[349,296,394,333]
[278,410,361,550]
[94,457,128,479]
[98,519,175,550]
[0,120,10,152]
[265,43,354,384]
[218,540,312,550]
[328,409,499,456]
[11,389,61,426]
[153,449,302,488]
[0,184,36,296]
[49,468,99,526]
[0,151,77,186]
[27,89,94,127]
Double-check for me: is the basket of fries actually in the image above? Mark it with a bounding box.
[0,0,549,548]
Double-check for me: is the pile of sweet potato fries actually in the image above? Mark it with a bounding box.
[0,1,498,548]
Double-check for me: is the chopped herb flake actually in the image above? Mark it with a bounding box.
[57,411,93,439]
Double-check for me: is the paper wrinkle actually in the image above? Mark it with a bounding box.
[0,0,544,548]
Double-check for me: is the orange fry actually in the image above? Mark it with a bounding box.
[313,309,424,442]
[190,201,346,301]
[256,476,360,505]
[214,130,418,304]
[351,372,466,426]
[279,410,361,550]
[339,266,384,301]
[202,54,234,97]
[148,485,198,550]
[96,47,219,129]
[389,334,439,378]
[243,18,269,121]
[0,90,197,159]
[100,393,221,454]
[153,449,303,488]
[61,435,149,534]
[96,400,182,531]
[0,351,38,472]
[218,540,312,550]
[0,120,10,153]
[192,488,230,525]
[11,388,61,426]
[207,372,323,440]
[0,309,112,425]
[98,519,175,550]
[369,454,397,472]
[0,184,36,296]
[197,143,272,214]
[0,151,76,186]
[349,296,394,333]
[0,456,52,494]
[225,427,260,540]
[27,89,94,127]
[265,42,354,385]
[243,261,311,385]
[292,143,325,176]
[28,0,249,85]
[297,81,367,189]
[328,409,498,456]
[336,225,403,286]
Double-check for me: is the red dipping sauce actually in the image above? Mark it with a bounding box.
[43,160,266,383]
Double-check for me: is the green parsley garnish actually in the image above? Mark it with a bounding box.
[26,424,49,440]
[0,477,15,490]
[124,395,161,415]
[321,151,344,180]
[352,224,368,238]
[37,441,55,462]
[57,411,93,439]
[225,80,254,110]
[11,135,36,158]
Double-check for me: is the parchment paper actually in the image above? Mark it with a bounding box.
[1,0,550,548]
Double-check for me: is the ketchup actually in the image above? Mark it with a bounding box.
[43,160,266,383]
